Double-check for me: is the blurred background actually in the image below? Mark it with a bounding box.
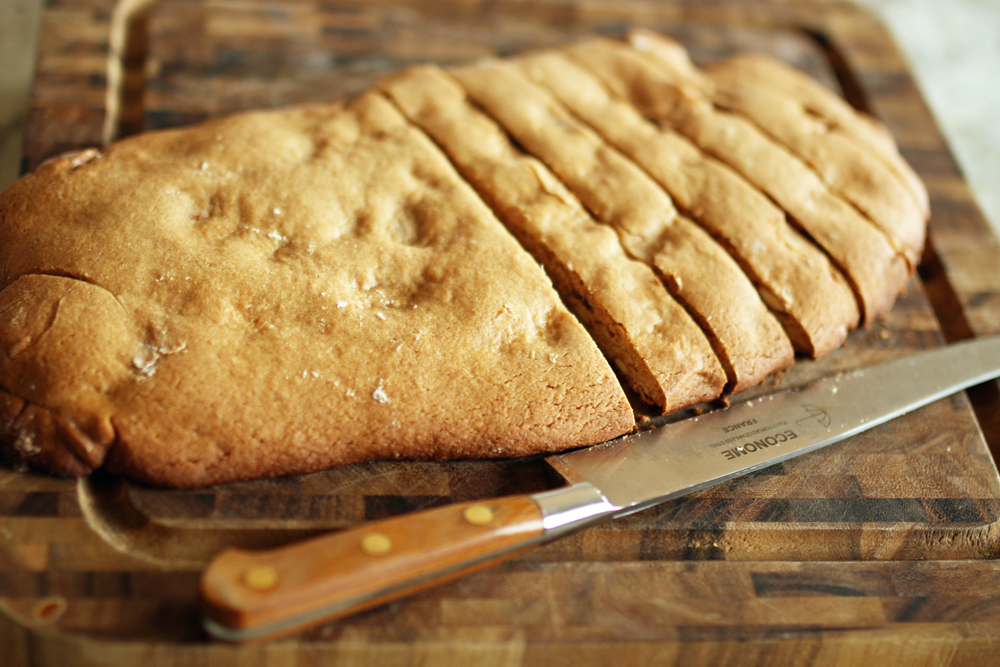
[1,0,998,238]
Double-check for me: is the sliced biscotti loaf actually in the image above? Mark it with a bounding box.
[449,60,794,391]
[620,32,926,268]
[451,60,849,362]
[0,92,633,487]
[556,42,909,326]
[519,51,860,356]
[0,32,928,488]
[378,66,726,411]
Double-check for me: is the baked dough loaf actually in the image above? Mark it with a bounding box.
[0,93,633,487]
[0,33,926,488]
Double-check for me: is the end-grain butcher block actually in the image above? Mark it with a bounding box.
[0,32,926,488]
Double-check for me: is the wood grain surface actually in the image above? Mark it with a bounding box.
[5,0,1000,664]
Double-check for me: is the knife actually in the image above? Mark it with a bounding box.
[199,335,1000,642]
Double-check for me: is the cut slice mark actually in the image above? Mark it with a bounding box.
[752,29,931,216]
[640,103,910,323]
[653,264,752,395]
[516,51,856,358]
[708,82,925,265]
[445,61,793,389]
[562,37,913,325]
[375,72,725,412]
[568,37,922,274]
[625,33,925,266]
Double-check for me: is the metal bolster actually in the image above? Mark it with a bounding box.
[531,483,618,538]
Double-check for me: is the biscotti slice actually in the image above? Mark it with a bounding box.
[449,60,794,391]
[378,66,726,412]
[547,45,907,325]
[0,92,633,488]
[520,51,859,354]
[693,46,929,219]
[623,32,926,267]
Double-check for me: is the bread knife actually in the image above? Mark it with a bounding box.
[200,335,1000,642]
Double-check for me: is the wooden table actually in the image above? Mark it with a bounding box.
[4,0,1000,664]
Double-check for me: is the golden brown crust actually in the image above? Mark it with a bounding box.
[697,48,930,219]
[378,66,726,411]
[656,97,911,325]
[0,93,632,488]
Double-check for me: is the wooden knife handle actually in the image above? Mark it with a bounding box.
[199,495,545,642]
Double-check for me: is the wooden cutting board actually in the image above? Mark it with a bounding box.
[4,0,1000,664]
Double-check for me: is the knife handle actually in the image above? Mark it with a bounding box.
[199,495,545,642]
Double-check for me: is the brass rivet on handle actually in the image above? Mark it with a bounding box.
[243,565,279,591]
[360,532,393,556]
[32,596,67,623]
[463,504,494,526]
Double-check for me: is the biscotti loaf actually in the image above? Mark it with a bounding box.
[0,32,926,488]
[0,93,634,487]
